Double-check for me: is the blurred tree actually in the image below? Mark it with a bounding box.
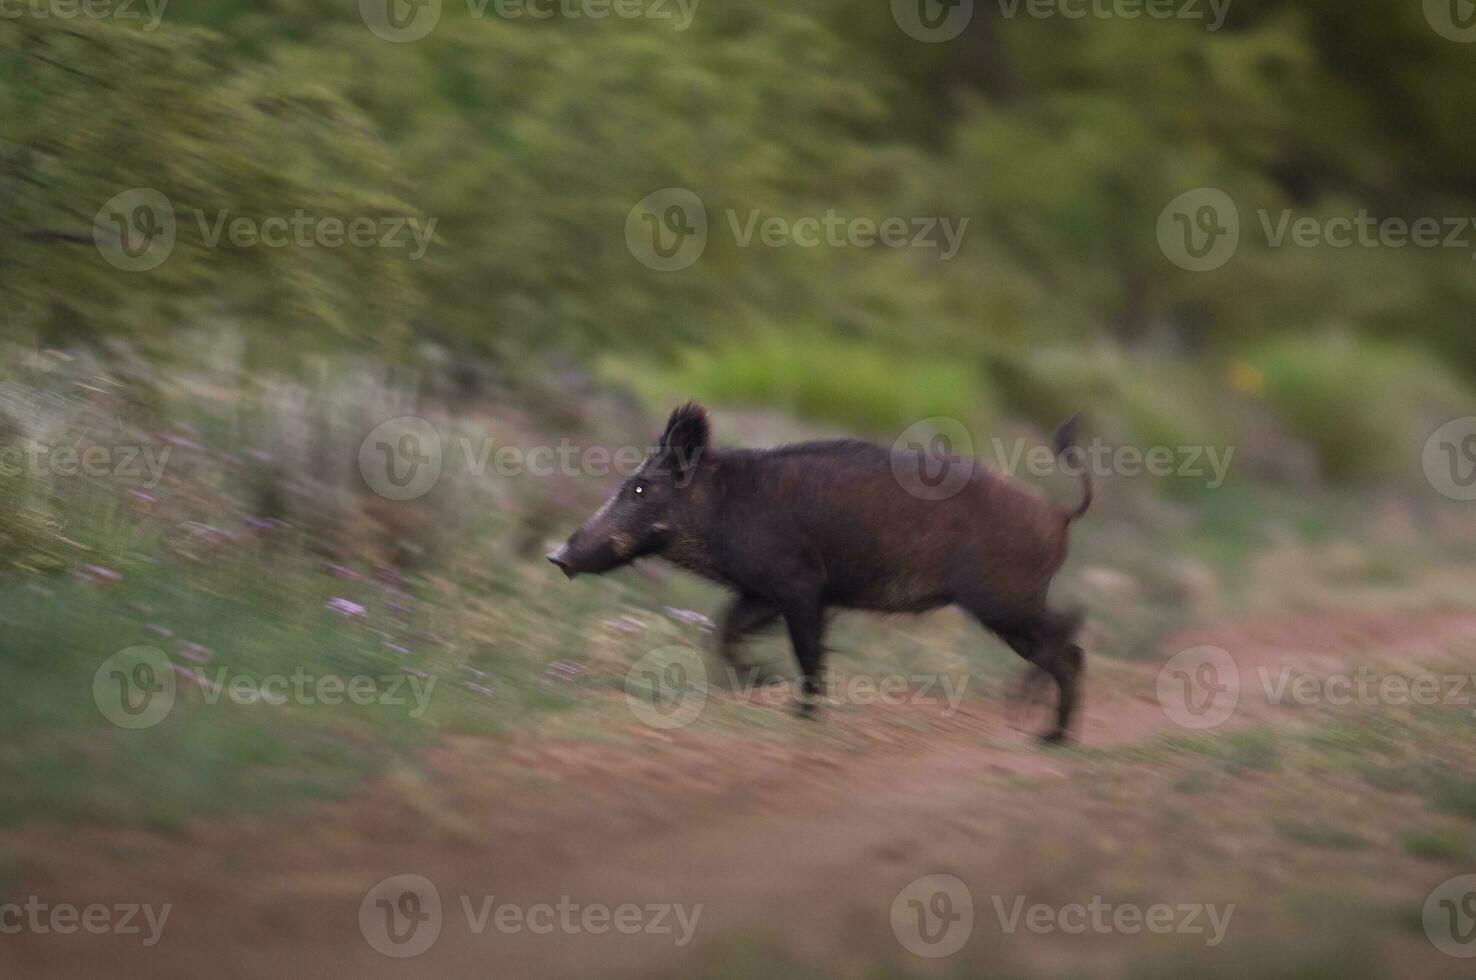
[0,19,423,363]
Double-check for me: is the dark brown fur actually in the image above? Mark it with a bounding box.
[550,403,1091,742]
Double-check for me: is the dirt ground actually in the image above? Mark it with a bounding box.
[6,610,1476,979]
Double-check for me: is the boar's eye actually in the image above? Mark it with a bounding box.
[633,483,645,496]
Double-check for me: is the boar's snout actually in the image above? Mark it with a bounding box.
[546,525,625,579]
[546,546,578,580]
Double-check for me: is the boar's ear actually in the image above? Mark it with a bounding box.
[658,401,710,477]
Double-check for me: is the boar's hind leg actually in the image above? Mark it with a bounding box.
[980,608,1083,744]
[716,594,782,664]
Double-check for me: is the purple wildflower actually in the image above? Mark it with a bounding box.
[326,597,366,617]
[178,642,213,664]
[164,434,205,452]
[607,615,646,634]
[547,660,586,682]
[664,606,716,632]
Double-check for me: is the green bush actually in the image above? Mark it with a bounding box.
[603,329,995,436]
[1246,333,1472,479]
[990,345,1237,459]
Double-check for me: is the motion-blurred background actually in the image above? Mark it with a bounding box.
[3,2,1476,977]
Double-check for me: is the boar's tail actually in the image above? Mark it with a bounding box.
[1051,411,1093,524]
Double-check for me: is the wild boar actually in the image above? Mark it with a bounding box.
[549,403,1091,742]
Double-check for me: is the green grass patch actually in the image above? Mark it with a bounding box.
[1401,827,1469,861]
[601,329,994,436]
[1274,818,1369,850]
[1246,333,1472,480]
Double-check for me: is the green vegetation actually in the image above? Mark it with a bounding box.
[3,1,1473,480]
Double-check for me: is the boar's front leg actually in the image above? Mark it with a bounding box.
[716,594,781,665]
[776,594,827,718]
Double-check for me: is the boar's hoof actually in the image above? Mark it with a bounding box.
[792,698,821,721]
[1038,729,1071,746]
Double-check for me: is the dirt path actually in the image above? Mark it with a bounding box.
[7,610,1476,979]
